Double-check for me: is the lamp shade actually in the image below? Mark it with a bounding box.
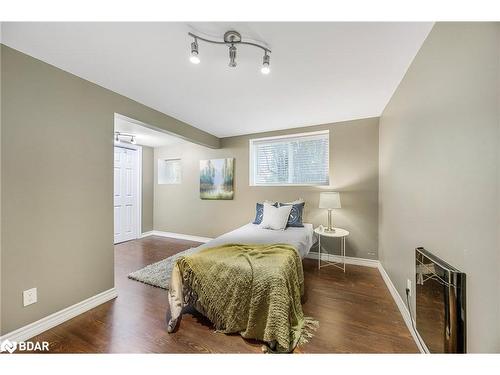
[319,192,341,209]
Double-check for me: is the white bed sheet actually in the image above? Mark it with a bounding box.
[196,223,314,259]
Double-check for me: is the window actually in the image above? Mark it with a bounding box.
[249,130,329,186]
[158,158,181,184]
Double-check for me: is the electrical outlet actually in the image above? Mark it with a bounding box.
[406,279,412,296]
[23,288,37,306]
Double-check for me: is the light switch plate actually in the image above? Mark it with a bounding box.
[23,288,37,306]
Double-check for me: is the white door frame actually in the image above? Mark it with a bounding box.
[114,142,142,242]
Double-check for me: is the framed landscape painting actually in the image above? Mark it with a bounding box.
[200,158,234,200]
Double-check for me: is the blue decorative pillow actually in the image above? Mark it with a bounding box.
[253,202,277,224]
[279,202,305,227]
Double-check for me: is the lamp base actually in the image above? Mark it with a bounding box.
[323,209,335,233]
[324,209,335,233]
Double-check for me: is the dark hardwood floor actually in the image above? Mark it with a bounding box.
[26,236,418,353]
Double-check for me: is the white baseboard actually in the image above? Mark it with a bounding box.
[140,230,154,238]
[305,251,379,268]
[141,230,212,243]
[377,264,429,353]
[0,288,118,343]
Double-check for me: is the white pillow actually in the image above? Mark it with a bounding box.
[263,199,278,205]
[279,198,305,206]
[260,202,293,230]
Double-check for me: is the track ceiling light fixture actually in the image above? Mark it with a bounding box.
[114,132,136,145]
[188,30,272,74]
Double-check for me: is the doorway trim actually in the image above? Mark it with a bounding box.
[114,142,143,242]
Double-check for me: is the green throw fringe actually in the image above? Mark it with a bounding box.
[297,317,320,347]
[262,317,319,353]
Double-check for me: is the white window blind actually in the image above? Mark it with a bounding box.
[249,130,329,186]
[158,158,181,184]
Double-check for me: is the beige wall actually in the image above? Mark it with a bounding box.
[0,34,3,336]
[498,30,500,349]
[379,23,500,352]
[154,117,379,259]
[0,45,218,334]
[141,146,154,233]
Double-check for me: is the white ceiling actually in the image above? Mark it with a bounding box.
[114,116,188,148]
[2,22,433,138]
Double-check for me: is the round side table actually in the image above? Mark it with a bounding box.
[314,227,350,272]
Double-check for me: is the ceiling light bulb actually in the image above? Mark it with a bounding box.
[130,136,136,145]
[228,45,237,67]
[190,40,200,64]
[261,52,271,75]
[190,54,200,64]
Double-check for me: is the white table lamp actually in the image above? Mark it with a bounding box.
[319,192,341,232]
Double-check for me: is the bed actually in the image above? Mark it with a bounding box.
[167,222,317,352]
[195,222,314,258]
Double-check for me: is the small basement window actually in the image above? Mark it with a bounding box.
[249,130,329,186]
[158,158,181,184]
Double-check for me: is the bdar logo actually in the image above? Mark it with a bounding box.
[0,339,17,353]
[0,339,49,353]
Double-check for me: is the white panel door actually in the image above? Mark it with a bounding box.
[114,147,138,244]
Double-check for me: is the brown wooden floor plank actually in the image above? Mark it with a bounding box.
[22,236,417,353]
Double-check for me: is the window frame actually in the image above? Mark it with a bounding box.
[248,129,330,187]
[158,157,182,185]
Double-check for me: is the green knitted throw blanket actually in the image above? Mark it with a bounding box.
[177,243,318,353]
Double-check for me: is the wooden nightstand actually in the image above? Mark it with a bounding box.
[314,226,350,272]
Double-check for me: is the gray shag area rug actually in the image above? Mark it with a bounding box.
[128,247,200,289]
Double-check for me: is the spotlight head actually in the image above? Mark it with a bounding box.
[190,40,200,64]
[261,52,270,75]
[190,55,200,64]
[228,45,237,67]
[115,133,120,143]
[130,136,136,145]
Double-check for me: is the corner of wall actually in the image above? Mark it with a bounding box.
[497,21,500,353]
[1,38,4,336]
[152,118,380,258]
[141,145,154,233]
[378,22,500,352]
